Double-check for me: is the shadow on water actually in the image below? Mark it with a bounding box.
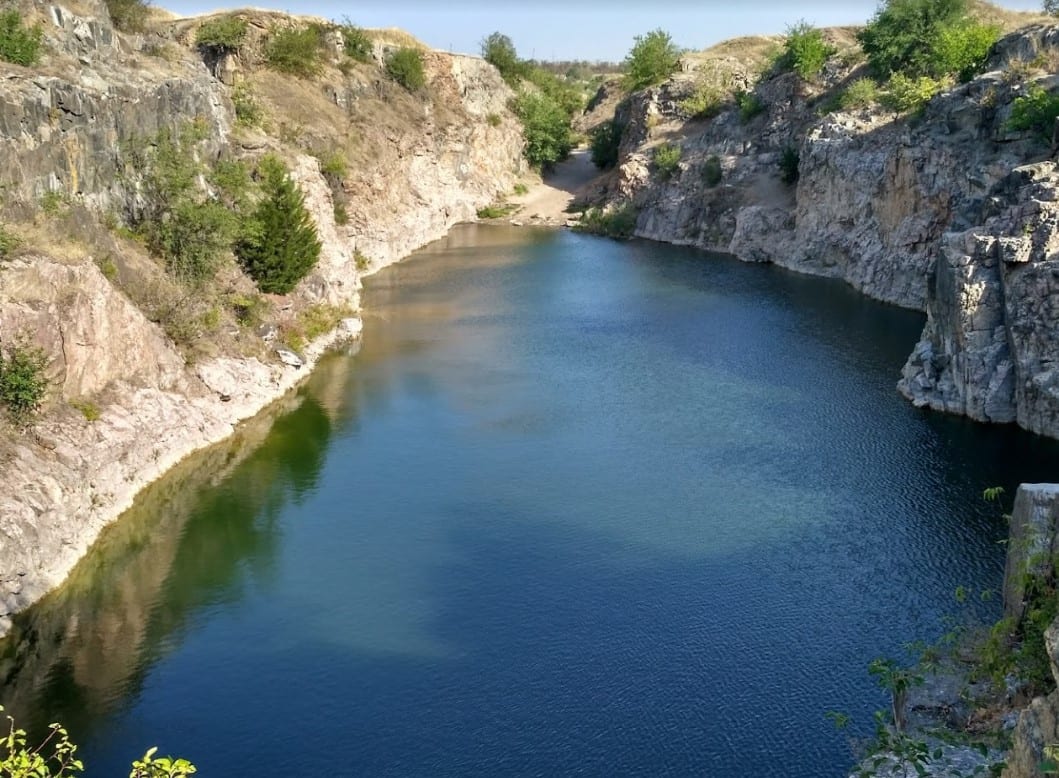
[0,350,358,743]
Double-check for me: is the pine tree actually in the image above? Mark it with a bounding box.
[236,156,322,295]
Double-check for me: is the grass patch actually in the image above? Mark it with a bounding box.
[70,399,101,422]
[0,225,21,259]
[476,203,519,219]
[105,0,151,32]
[0,10,43,66]
[265,25,325,78]
[576,204,638,239]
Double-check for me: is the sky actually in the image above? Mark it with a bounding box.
[159,0,1047,62]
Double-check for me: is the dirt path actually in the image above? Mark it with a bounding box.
[507,150,603,226]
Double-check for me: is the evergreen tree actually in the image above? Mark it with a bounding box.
[236,156,321,294]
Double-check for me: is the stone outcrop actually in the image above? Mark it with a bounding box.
[0,2,523,632]
[596,25,1059,439]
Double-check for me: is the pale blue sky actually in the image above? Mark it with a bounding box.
[160,1,1046,61]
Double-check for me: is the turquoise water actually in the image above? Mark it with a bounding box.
[4,224,1059,776]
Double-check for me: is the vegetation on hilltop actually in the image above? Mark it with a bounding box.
[622,29,682,91]
[482,32,578,169]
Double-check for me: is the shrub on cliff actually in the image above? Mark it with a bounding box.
[340,21,372,62]
[236,156,321,295]
[481,32,528,86]
[105,0,151,33]
[386,47,427,91]
[653,143,681,180]
[780,22,835,81]
[622,29,681,91]
[576,204,638,239]
[0,341,48,426]
[1007,84,1059,142]
[779,144,800,185]
[512,92,572,169]
[0,10,43,66]
[857,0,997,82]
[265,26,324,78]
[590,120,623,169]
[195,16,248,55]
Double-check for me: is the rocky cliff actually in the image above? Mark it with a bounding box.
[593,24,1059,440]
[0,1,523,632]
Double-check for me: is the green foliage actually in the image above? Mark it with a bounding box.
[1048,0,1059,15]
[39,190,68,216]
[735,89,765,122]
[857,0,984,79]
[513,183,529,196]
[782,21,835,80]
[1007,84,1059,141]
[476,203,518,219]
[105,0,151,33]
[194,16,247,53]
[0,225,19,259]
[236,156,321,294]
[228,82,259,127]
[525,67,583,117]
[130,126,237,283]
[385,47,426,91]
[779,144,800,185]
[589,120,623,169]
[679,80,726,120]
[228,292,268,327]
[702,155,723,187]
[883,72,946,113]
[208,159,252,210]
[653,143,681,180]
[481,32,527,86]
[841,77,881,109]
[317,152,347,180]
[0,706,82,776]
[933,20,1001,82]
[868,657,924,732]
[486,112,502,127]
[622,29,681,91]
[512,91,572,169]
[576,204,638,239]
[339,21,372,62]
[264,26,323,78]
[70,399,101,421]
[130,747,196,778]
[0,10,43,66]
[0,341,48,426]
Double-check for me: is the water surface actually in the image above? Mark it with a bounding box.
[5,225,1059,777]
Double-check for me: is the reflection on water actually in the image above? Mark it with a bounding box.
[0,349,357,741]
[4,225,1059,777]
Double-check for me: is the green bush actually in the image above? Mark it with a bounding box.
[653,143,681,179]
[679,80,726,120]
[1007,84,1059,141]
[0,10,43,66]
[236,156,321,294]
[735,89,765,122]
[154,198,238,282]
[264,26,323,78]
[386,47,426,91]
[623,29,682,91]
[0,341,48,426]
[782,21,835,80]
[576,204,638,239]
[195,16,247,53]
[0,225,21,259]
[857,0,968,78]
[481,31,527,86]
[779,144,800,185]
[512,91,572,169]
[702,155,723,187]
[590,120,623,169]
[476,203,518,219]
[933,20,1000,82]
[105,0,151,32]
[231,83,261,127]
[883,71,945,112]
[340,22,372,62]
[525,67,583,118]
[841,77,881,109]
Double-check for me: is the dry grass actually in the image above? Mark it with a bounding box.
[970,0,1053,31]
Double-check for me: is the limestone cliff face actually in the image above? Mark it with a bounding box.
[600,25,1059,439]
[0,3,523,632]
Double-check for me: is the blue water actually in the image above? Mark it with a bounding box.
[5,225,1059,777]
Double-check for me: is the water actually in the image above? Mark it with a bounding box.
[5,224,1059,777]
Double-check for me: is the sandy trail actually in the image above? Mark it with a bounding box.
[507,150,602,226]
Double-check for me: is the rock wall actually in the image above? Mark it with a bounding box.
[0,3,524,632]
[602,25,1059,439]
